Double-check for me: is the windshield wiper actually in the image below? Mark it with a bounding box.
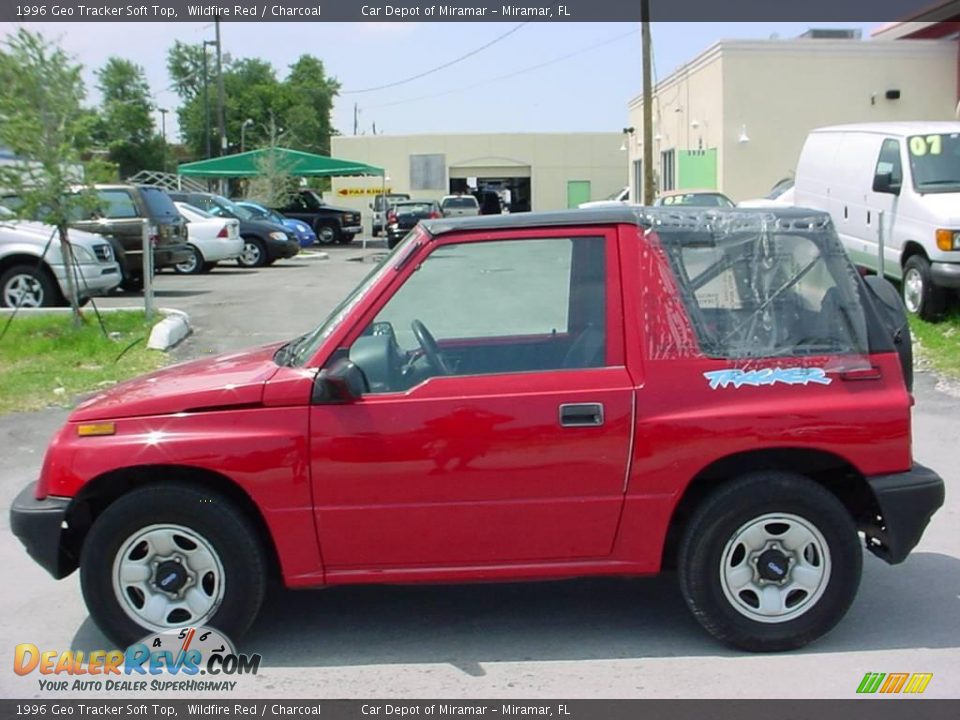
[275,333,309,367]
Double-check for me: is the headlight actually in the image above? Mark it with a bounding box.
[935,229,960,251]
[269,231,287,241]
[71,245,97,263]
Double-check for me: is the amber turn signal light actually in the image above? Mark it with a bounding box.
[77,422,116,437]
[935,229,960,252]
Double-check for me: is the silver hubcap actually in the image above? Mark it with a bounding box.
[176,249,199,273]
[112,524,225,631]
[719,513,831,624]
[903,267,923,314]
[318,226,335,244]
[240,242,261,266]
[3,274,44,308]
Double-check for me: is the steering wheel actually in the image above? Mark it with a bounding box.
[411,320,452,375]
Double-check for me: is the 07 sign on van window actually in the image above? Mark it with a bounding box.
[909,135,943,156]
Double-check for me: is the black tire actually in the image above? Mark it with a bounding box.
[173,246,204,275]
[315,222,339,245]
[338,233,355,245]
[678,471,861,652]
[0,264,59,308]
[237,237,268,268]
[120,273,144,292]
[201,262,218,273]
[80,483,268,647]
[902,255,946,321]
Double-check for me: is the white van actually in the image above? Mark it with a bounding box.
[794,122,960,319]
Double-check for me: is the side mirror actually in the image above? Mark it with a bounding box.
[312,357,368,404]
[872,172,901,196]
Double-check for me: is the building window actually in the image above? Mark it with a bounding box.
[660,149,676,192]
[410,154,446,191]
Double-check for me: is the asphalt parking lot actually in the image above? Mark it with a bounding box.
[0,239,957,699]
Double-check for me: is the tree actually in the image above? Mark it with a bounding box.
[0,29,93,322]
[285,56,340,156]
[94,57,162,177]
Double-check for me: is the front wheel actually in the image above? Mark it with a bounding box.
[0,265,59,308]
[678,471,861,652]
[237,237,267,268]
[315,222,339,245]
[80,483,268,647]
[902,255,946,320]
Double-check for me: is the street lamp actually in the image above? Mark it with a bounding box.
[240,118,254,153]
[158,108,168,171]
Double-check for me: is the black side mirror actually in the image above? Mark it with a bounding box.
[312,357,369,404]
[872,172,901,195]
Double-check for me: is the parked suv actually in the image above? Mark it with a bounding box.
[371,193,411,236]
[3,185,190,291]
[0,207,120,307]
[167,192,299,268]
[11,207,943,652]
[269,189,362,245]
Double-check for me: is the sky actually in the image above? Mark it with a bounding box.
[5,21,873,142]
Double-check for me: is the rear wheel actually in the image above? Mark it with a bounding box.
[237,238,267,268]
[678,471,861,651]
[0,265,59,308]
[902,255,946,320]
[173,246,204,275]
[80,483,268,647]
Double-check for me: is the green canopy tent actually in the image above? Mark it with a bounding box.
[177,148,385,248]
[177,147,383,179]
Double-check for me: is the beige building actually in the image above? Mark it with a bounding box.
[627,38,958,203]
[330,133,626,222]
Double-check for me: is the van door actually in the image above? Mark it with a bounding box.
[865,138,905,280]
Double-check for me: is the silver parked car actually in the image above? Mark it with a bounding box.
[0,207,121,308]
[440,194,481,218]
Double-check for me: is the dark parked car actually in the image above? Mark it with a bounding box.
[167,192,299,268]
[385,200,442,248]
[270,189,362,245]
[3,184,190,291]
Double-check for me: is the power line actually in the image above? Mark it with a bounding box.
[365,28,637,110]
[341,23,529,94]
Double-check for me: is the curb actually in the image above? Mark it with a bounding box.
[297,251,330,261]
[0,306,191,352]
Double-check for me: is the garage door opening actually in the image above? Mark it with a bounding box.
[450,176,532,213]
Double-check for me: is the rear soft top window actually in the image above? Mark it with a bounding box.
[649,210,869,360]
[139,187,181,220]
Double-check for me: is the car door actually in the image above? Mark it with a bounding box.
[866,137,905,279]
[309,229,633,569]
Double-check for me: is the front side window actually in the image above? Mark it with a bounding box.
[874,138,903,188]
[658,219,868,359]
[347,236,607,393]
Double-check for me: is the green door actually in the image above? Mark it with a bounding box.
[567,180,591,208]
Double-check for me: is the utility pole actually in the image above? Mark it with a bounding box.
[215,18,226,157]
[202,41,215,160]
[641,0,656,205]
[158,108,168,172]
[353,102,359,135]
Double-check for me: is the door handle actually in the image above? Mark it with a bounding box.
[559,403,604,427]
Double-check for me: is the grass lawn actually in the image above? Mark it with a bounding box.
[910,307,960,378]
[0,310,167,414]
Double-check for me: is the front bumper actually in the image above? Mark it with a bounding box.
[51,262,121,297]
[267,236,301,260]
[10,482,75,579]
[930,262,960,289]
[865,463,945,564]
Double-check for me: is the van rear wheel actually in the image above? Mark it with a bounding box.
[678,471,861,652]
[902,255,946,320]
[80,483,268,647]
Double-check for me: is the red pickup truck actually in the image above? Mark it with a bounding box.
[11,207,944,652]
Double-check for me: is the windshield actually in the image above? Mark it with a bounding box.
[209,196,254,221]
[238,202,268,219]
[908,133,960,194]
[651,210,869,360]
[178,202,213,219]
[286,232,420,366]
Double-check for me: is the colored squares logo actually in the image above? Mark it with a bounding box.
[857,672,933,694]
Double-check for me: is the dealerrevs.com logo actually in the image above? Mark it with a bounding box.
[856,672,933,694]
[14,627,261,692]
